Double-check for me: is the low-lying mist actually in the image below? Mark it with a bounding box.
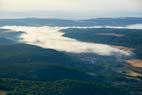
[1,25,137,56]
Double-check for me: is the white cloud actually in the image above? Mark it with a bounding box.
[0,26,131,56]
[99,24,142,29]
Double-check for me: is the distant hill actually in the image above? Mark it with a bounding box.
[0,17,142,26]
[84,17,142,26]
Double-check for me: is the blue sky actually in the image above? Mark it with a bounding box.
[0,0,142,19]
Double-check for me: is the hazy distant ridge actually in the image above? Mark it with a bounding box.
[0,17,142,26]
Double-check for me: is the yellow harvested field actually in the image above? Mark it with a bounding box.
[126,60,142,68]
[125,70,142,77]
[0,91,6,95]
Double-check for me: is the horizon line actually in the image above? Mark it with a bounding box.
[0,16,142,20]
